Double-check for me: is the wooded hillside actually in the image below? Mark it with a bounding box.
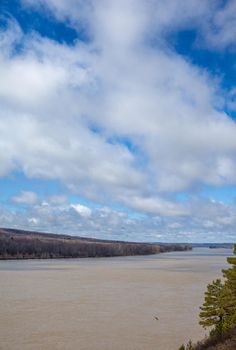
[0,228,191,259]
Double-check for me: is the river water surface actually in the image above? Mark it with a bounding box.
[0,248,233,350]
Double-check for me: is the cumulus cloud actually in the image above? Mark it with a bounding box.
[119,195,187,217]
[202,0,236,49]
[1,196,236,242]
[70,203,92,217]
[11,191,38,205]
[23,0,236,49]
[0,11,234,194]
[1,0,236,240]
[47,195,67,205]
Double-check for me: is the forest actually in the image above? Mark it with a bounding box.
[0,228,191,259]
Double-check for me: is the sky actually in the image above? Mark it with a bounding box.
[1,0,236,243]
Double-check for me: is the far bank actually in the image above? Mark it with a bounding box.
[0,227,191,260]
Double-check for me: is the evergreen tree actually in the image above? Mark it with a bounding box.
[223,245,236,294]
[199,279,227,336]
[199,246,236,336]
[178,345,185,350]
[222,244,236,325]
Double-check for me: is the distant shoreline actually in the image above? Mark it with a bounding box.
[0,227,192,260]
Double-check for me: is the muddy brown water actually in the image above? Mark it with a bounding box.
[0,248,233,350]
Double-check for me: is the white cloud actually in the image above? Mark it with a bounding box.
[120,195,187,217]
[47,195,67,205]
[11,191,38,205]
[1,0,236,241]
[28,217,38,224]
[1,196,236,242]
[70,203,92,217]
[202,0,236,49]
[0,55,65,106]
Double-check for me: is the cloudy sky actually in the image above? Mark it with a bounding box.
[1,0,236,242]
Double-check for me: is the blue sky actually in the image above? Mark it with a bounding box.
[1,0,236,242]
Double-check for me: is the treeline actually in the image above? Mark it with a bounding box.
[179,245,236,350]
[0,228,191,260]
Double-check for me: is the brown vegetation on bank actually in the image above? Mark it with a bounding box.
[0,228,191,259]
[192,326,236,350]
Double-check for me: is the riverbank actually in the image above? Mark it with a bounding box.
[193,326,236,349]
[0,227,191,259]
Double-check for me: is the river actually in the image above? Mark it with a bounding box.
[0,248,233,350]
